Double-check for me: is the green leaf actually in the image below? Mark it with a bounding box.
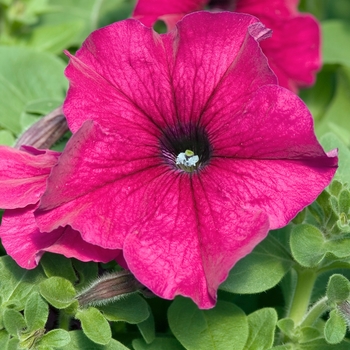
[40,253,77,284]
[168,298,248,350]
[296,338,350,349]
[220,231,293,293]
[137,307,155,344]
[76,307,111,345]
[98,294,149,324]
[321,133,350,185]
[327,274,350,304]
[72,260,98,290]
[323,20,350,67]
[41,0,135,46]
[24,292,49,332]
[39,277,76,309]
[300,66,335,122]
[3,308,26,336]
[244,308,277,350]
[290,224,326,267]
[57,330,130,350]
[0,130,15,146]
[133,338,185,350]
[26,21,84,54]
[0,330,9,348]
[38,329,71,348]
[316,67,350,145]
[0,46,67,135]
[0,256,46,309]
[7,337,20,350]
[324,310,346,344]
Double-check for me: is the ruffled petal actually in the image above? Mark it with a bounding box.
[0,204,120,269]
[0,146,60,209]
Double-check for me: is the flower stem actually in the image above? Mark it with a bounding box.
[58,311,71,331]
[287,268,317,326]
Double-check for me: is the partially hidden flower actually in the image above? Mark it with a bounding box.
[0,145,120,268]
[133,0,321,92]
[29,12,337,308]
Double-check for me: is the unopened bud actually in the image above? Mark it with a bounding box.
[76,270,145,307]
[15,106,68,149]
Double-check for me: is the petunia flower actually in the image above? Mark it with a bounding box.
[33,12,336,308]
[0,145,120,268]
[132,0,321,92]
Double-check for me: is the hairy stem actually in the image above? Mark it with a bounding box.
[288,268,317,326]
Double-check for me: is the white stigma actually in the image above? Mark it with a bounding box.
[176,149,199,168]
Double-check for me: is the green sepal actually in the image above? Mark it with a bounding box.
[39,277,76,309]
[168,298,248,350]
[329,181,343,197]
[245,308,277,350]
[324,310,347,344]
[326,274,350,304]
[298,327,322,343]
[75,307,111,345]
[338,190,350,215]
[277,318,295,340]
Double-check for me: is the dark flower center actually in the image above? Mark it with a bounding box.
[159,123,212,173]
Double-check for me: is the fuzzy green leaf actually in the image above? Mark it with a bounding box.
[39,277,76,309]
[323,20,350,67]
[321,133,350,185]
[3,308,26,336]
[137,306,155,344]
[40,254,77,284]
[38,329,71,348]
[168,298,248,350]
[57,330,129,349]
[76,307,111,345]
[0,256,46,309]
[327,274,350,304]
[324,310,347,344]
[98,294,149,324]
[245,308,277,350]
[72,260,98,290]
[290,225,326,267]
[0,130,15,146]
[24,292,49,332]
[221,231,293,293]
[0,46,67,135]
[133,338,185,350]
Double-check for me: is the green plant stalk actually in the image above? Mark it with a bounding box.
[287,268,317,326]
[58,310,71,331]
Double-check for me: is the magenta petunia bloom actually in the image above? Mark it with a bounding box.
[33,12,336,308]
[0,146,120,268]
[133,0,321,92]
